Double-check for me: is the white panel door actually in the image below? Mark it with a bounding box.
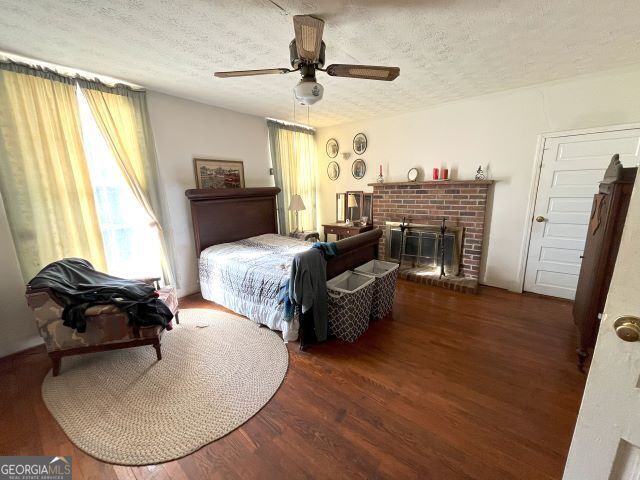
[563,173,640,479]
[524,129,640,299]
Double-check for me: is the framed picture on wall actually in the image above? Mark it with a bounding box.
[193,158,245,189]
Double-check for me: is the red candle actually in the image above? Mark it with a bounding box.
[379,164,382,175]
[432,168,439,180]
[442,168,449,180]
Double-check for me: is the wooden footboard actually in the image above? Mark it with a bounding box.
[326,229,382,279]
[298,228,382,351]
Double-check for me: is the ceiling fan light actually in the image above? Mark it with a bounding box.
[293,79,323,105]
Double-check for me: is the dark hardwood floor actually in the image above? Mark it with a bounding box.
[0,280,585,479]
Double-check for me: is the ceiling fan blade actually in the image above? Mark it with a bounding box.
[214,68,292,78]
[325,64,400,81]
[293,15,324,62]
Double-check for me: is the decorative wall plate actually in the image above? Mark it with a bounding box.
[327,161,340,181]
[352,159,366,179]
[353,133,367,155]
[326,138,339,158]
[407,168,419,182]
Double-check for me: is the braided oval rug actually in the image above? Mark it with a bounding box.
[41,309,288,465]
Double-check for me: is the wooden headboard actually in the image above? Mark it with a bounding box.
[185,187,280,256]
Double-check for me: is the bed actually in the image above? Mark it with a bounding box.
[185,187,382,346]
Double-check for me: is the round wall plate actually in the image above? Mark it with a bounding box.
[353,133,367,155]
[352,159,366,179]
[327,161,340,181]
[326,138,339,158]
[407,168,419,182]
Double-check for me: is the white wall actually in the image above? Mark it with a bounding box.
[147,91,273,297]
[0,193,41,357]
[316,66,640,291]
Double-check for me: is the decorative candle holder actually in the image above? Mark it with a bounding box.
[377,164,384,183]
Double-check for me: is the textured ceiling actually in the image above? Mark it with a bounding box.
[1,0,640,127]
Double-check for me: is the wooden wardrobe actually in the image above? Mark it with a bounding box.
[573,154,637,370]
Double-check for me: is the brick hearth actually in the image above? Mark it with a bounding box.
[370,180,493,293]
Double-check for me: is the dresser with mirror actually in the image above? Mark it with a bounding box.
[323,191,374,241]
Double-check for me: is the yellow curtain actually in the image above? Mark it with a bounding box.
[0,62,107,280]
[267,120,317,234]
[77,81,175,285]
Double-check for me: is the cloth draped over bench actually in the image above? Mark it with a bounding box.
[29,258,173,333]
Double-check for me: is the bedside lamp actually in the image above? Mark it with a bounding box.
[347,194,358,225]
[289,194,306,233]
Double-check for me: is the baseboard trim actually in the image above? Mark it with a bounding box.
[0,342,46,364]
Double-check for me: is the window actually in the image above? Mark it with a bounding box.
[76,86,162,279]
[267,119,318,234]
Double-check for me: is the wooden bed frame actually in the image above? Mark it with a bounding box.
[185,187,382,347]
[184,187,381,278]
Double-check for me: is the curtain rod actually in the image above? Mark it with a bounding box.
[266,117,315,132]
[0,54,144,93]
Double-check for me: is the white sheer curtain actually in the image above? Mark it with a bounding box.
[77,80,176,286]
[76,86,163,280]
[0,59,176,285]
[267,119,317,235]
[0,61,107,280]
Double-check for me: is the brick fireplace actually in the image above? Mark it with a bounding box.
[371,180,493,293]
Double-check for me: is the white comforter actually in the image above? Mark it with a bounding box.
[199,234,311,341]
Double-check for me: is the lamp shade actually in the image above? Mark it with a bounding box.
[347,194,358,208]
[289,194,306,212]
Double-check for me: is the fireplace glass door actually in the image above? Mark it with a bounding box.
[386,223,462,276]
[402,231,439,268]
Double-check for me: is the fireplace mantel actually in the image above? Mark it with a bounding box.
[368,180,494,187]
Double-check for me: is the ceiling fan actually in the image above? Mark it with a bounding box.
[214,15,400,105]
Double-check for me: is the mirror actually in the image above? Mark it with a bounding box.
[335,191,373,224]
[363,193,373,225]
[336,193,346,222]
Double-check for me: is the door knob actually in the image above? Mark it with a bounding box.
[614,316,640,342]
[535,216,546,223]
